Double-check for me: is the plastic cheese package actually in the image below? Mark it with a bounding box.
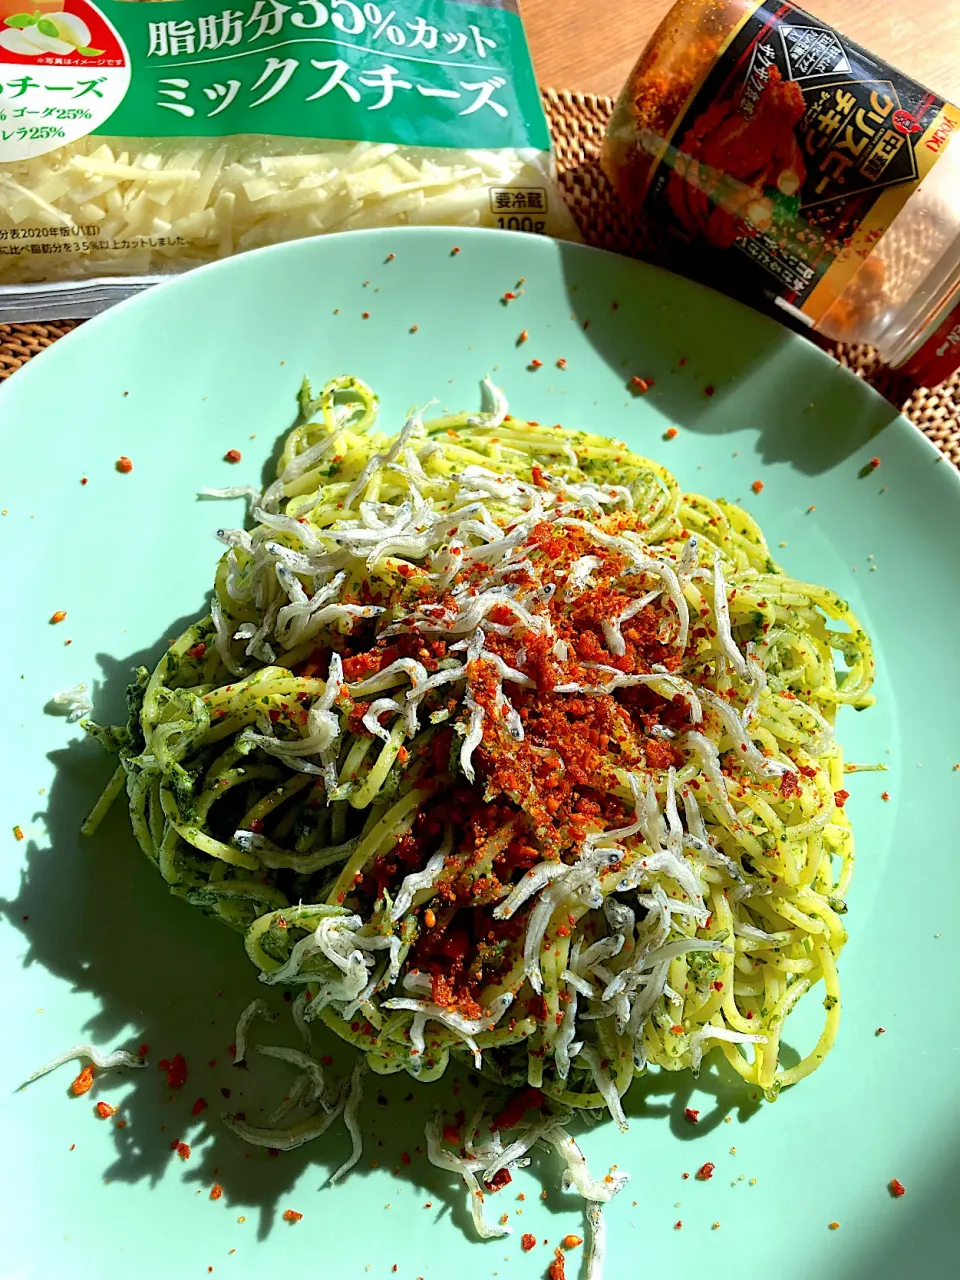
[0,0,577,318]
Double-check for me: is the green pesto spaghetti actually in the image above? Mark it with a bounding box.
[82,373,874,1260]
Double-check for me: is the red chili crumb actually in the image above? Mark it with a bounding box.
[409,324,419,333]
[807,504,816,513]
[881,791,890,801]
[361,311,370,319]
[400,1151,411,1166]
[548,1248,566,1280]
[159,1054,187,1088]
[521,1232,537,1251]
[828,1221,840,1230]
[451,246,460,255]
[283,1210,303,1223]
[50,610,67,624]
[186,643,207,660]
[869,457,880,469]
[562,1234,583,1248]
[557,358,567,369]
[95,1101,117,1119]
[674,1220,683,1230]
[629,376,653,394]
[704,385,715,397]
[386,253,395,262]
[751,480,764,494]
[115,1119,127,1128]
[71,1064,95,1096]
[529,358,543,369]
[664,427,678,440]
[875,1027,886,1035]
[210,1183,223,1200]
[81,477,88,485]
[503,291,516,301]
[69,1143,75,1151]
[268,1148,279,1158]
[224,449,242,464]
[176,1142,191,1160]
[889,1179,906,1198]
[696,1162,716,1181]
[682,1172,689,1180]
[192,1097,209,1116]
[669,1023,683,1035]
[116,456,133,473]
[684,1107,699,1124]
[13,825,24,841]
[517,329,528,345]
[834,789,850,808]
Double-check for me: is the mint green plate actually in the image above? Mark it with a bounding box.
[2,228,958,1280]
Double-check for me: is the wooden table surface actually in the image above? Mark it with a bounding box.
[522,0,960,106]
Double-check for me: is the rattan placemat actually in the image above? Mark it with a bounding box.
[3,88,959,467]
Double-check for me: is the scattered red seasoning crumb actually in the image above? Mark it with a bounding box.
[137,1043,149,1058]
[664,427,678,440]
[682,1172,689,1180]
[696,1162,716,1181]
[224,449,242,464]
[451,246,461,255]
[385,252,396,262]
[834,789,850,809]
[669,1023,683,1035]
[751,480,764,494]
[210,1183,224,1200]
[674,1220,683,1230]
[80,476,88,485]
[50,610,67,624]
[192,1097,209,1116]
[361,311,370,319]
[159,1054,187,1088]
[807,504,816,513]
[13,825,24,842]
[520,1232,537,1252]
[529,359,543,369]
[268,1148,280,1158]
[175,1142,191,1160]
[283,1210,303,1223]
[400,1151,412,1166]
[548,1247,566,1280]
[881,791,890,801]
[409,324,419,333]
[517,329,528,345]
[115,456,133,473]
[629,375,653,395]
[875,1027,886,1036]
[72,1065,95,1096]
[562,1234,583,1249]
[115,1119,127,1128]
[503,291,517,302]
[889,1179,906,1198]
[828,1221,840,1230]
[704,385,716,396]
[69,1143,75,1151]
[186,643,207,660]
[557,358,567,369]
[95,1101,117,1119]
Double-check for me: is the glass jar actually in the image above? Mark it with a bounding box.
[601,0,960,386]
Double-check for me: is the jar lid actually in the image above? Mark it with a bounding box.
[901,296,960,388]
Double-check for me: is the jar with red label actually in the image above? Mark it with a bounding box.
[601,0,960,386]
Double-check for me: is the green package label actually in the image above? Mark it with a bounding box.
[90,0,549,151]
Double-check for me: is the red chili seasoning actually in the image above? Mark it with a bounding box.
[503,290,516,301]
[889,1179,906,1198]
[530,358,543,369]
[674,1220,683,1230]
[682,1172,689,1180]
[557,358,567,369]
[283,1210,303,1223]
[834,789,850,808]
[176,1142,191,1160]
[50,610,67,624]
[210,1183,223,1200]
[115,456,133,473]
[386,252,396,262]
[409,324,419,333]
[704,385,716,397]
[548,1248,566,1280]
[881,791,890,801]
[186,643,207,660]
[562,1234,583,1249]
[224,449,242,464]
[13,825,24,842]
[517,329,528,345]
[521,1233,537,1252]
[80,477,88,485]
[629,375,653,394]
[664,427,678,439]
[451,246,461,255]
[192,1097,209,1116]
[696,1162,716,1181]
[71,1064,95,1096]
[361,311,370,319]
[828,1222,840,1230]
[159,1054,187,1088]
[875,1027,886,1036]
[95,1101,117,1119]
[751,480,764,494]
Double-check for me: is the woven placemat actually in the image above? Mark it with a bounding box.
[3,89,959,467]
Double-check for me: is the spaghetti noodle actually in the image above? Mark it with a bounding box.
[84,374,873,1255]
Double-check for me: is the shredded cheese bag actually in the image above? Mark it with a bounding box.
[0,0,576,317]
